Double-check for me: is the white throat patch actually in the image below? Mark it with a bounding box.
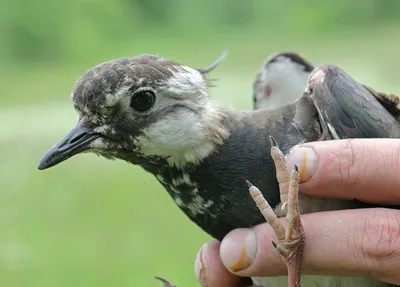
[135,101,227,168]
[134,66,230,168]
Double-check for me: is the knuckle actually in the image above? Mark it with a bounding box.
[332,139,400,191]
[359,209,400,268]
[337,139,363,186]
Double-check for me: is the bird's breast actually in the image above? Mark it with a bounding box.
[149,109,322,240]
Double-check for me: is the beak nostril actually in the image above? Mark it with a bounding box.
[69,132,88,144]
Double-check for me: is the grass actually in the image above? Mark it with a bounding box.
[0,152,207,286]
[1,26,400,287]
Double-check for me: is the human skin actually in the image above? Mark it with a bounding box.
[195,139,400,286]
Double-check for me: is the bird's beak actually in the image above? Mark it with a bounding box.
[38,124,100,170]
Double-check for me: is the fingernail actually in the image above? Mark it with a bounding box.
[195,243,207,287]
[220,229,257,273]
[286,146,318,183]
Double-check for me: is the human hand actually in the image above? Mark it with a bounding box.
[194,139,400,286]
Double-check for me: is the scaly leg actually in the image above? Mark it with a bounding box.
[247,136,304,287]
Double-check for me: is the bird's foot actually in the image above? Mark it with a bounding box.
[155,276,177,287]
[247,136,304,287]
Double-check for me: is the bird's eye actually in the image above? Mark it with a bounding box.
[130,90,156,112]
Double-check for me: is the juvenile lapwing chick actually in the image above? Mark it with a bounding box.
[252,52,314,110]
[38,54,400,287]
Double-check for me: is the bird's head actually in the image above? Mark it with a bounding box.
[253,52,314,110]
[38,54,230,170]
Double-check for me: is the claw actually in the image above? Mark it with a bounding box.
[281,201,288,210]
[154,276,177,287]
[269,135,278,148]
[246,180,253,188]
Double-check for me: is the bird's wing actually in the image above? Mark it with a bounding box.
[307,65,400,139]
[362,85,400,122]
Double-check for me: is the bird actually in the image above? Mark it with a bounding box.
[253,51,400,121]
[252,52,314,110]
[37,52,400,287]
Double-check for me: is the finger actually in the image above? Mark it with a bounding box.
[195,240,251,287]
[286,138,400,204]
[220,208,400,285]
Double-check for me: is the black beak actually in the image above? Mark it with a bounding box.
[38,124,100,170]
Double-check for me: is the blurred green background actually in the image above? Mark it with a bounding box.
[1,0,400,286]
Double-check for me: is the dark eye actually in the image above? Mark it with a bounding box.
[130,90,156,112]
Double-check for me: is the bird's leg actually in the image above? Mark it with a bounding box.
[154,276,177,287]
[247,136,304,287]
